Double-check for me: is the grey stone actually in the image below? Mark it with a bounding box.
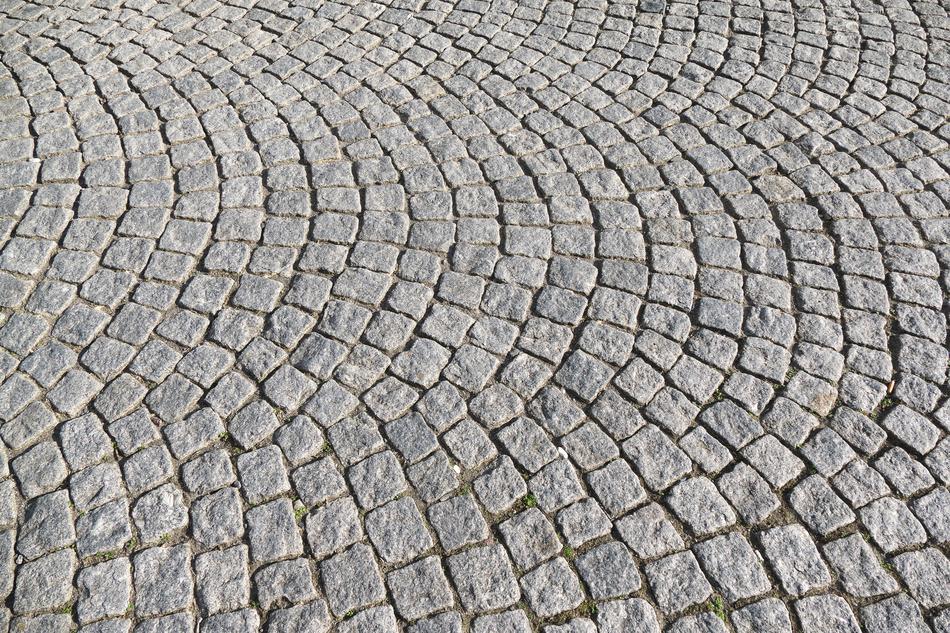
[293,457,346,508]
[679,427,733,475]
[861,594,931,633]
[12,441,68,498]
[4,6,950,627]
[108,409,159,457]
[668,613,728,633]
[472,610,532,633]
[228,400,280,449]
[76,558,132,623]
[499,508,561,571]
[760,524,831,596]
[557,498,612,547]
[121,444,173,495]
[181,449,235,495]
[596,599,660,633]
[336,606,398,633]
[16,490,75,561]
[694,532,771,603]
[912,487,950,543]
[385,413,438,464]
[59,413,112,470]
[77,498,132,558]
[407,449,460,502]
[666,476,737,536]
[348,450,408,510]
[275,416,325,466]
[13,548,76,614]
[544,618,596,633]
[321,544,386,616]
[623,425,691,492]
[645,550,713,614]
[447,545,520,613]
[305,496,363,560]
[133,612,193,633]
[587,458,647,517]
[70,462,124,512]
[730,598,792,633]
[191,488,245,547]
[365,497,433,565]
[529,458,585,513]
[860,497,927,553]
[133,545,193,617]
[823,534,898,598]
[201,610,259,633]
[428,494,490,553]
[237,445,291,504]
[892,548,950,609]
[717,463,781,524]
[561,422,620,471]
[254,558,317,609]
[616,502,684,560]
[247,498,303,562]
[12,613,76,632]
[195,545,250,614]
[387,555,455,621]
[794,595,860,633]
[789,475,856,535]
[576,541,641,599]
[408,612,463,633]
[474,456,527,514]
[442,419,496,471]
[327,414,385,465]
[132,483,188,544]
[266,600,332,633]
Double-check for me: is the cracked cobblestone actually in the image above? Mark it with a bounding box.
[0,0,949,630]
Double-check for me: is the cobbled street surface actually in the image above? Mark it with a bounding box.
[0,0,950,631]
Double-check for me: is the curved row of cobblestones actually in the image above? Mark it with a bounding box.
[0,0,949,631]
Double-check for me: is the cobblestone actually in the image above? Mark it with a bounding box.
[0,0,948,629]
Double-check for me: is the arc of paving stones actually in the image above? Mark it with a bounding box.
[0,0,949,631]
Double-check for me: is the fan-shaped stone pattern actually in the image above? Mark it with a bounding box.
[0,0,949,630]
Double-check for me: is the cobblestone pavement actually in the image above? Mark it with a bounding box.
[0,0,949,631]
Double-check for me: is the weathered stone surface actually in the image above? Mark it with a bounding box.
[2,3,948,627]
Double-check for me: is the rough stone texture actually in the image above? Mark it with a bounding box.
[320,544,386,617]
[76,557,131,624]
[645,550,713,614]
[576,541,641,600]
[1,1,949,628]
[133,545,194,617]
[760,524,832,596]
[386,555,455,621]
[694,533,770,604]
[447,545,521,613]
[794,595,861,633]
[520,557,584,618]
